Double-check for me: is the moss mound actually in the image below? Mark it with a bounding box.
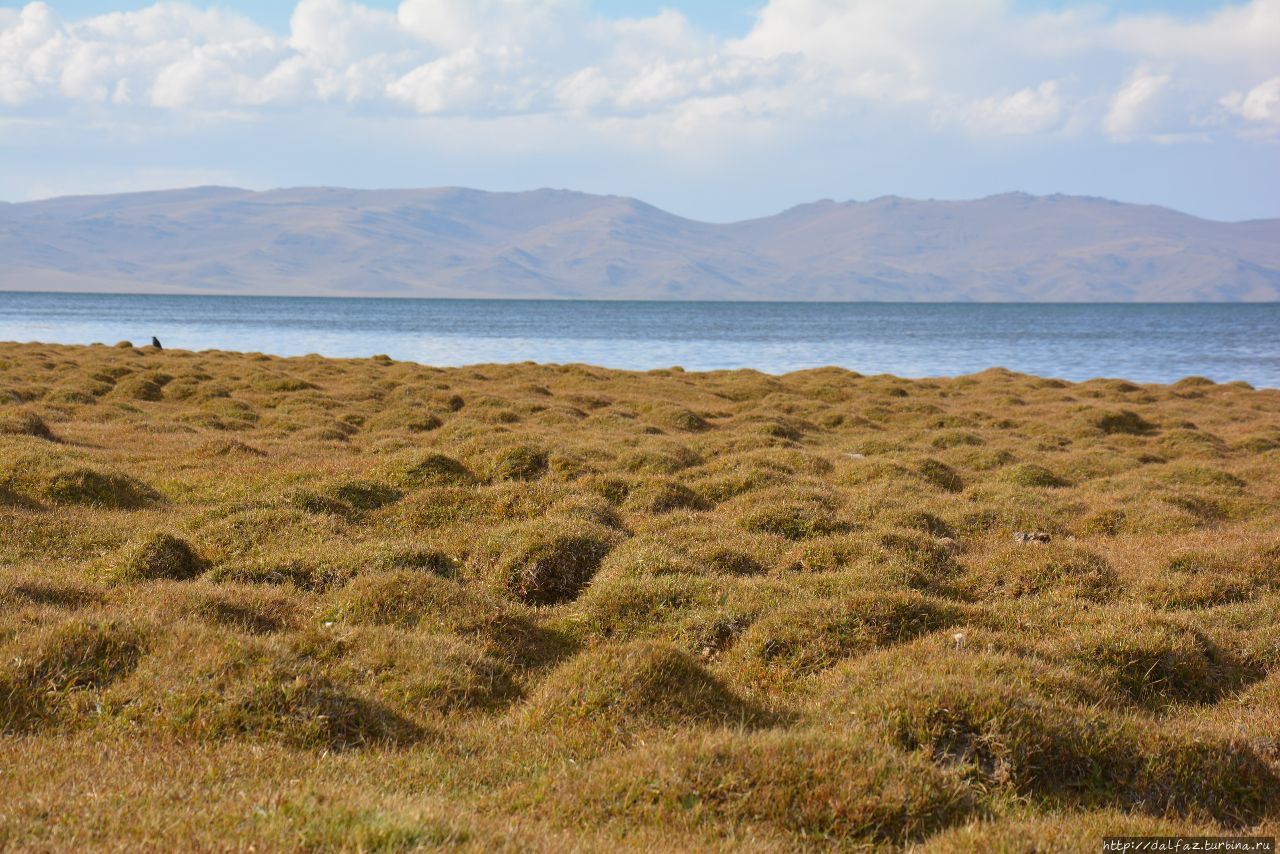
[549,729,976,844]
[42,466,160,509]
[364,543,457,575]
[392,452,474,487]
[622,479,710,514]
[196,507,331,561]
[1140,571,1256,610]
[1,620,147,732]
[730,488,843,540]
[1092,410,1156,435]
[333,569,572,668]
[333,571,503,632]
[961,543,1118,601]
[567,573,834,665]
[569,574,724,646]
[870,531,965,593]
[1073,621,1259,708]
[122,634,424,749]
[369,407,443,433]
[214,673,423,749]
[820,636,1279,823]
[647,404,710,433]
[0,483,37,508]
[327,479,402,511]
[183,586,295,634]
[549,494,624,530]
[110,533,207,583]
[255,376,317,393]
[283,486,351,516]
[0,409,57,440]
[282,479,401,516]
[1173,376,1216,389]
[472,519,617,604]
[730,591,964,679]
[918,458,964,492]
[489,444,549,481]
[1004,463,1068,488]
[111,374,165,401]
[823,645,1129,798]
[1136,735,1280,826]
[1139,548,1272,609]
[391,487,492,529]
[344,628,520,715]
[598,528,772,579]
[619,443,702,474]
[1159,465,1245,490]
[519,640,768,739]
[197,438,267,457]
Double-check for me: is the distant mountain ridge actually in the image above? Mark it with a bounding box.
[2,186,1277,301]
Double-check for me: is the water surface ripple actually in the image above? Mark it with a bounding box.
[1,293,1276,386]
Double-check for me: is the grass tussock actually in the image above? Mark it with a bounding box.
[1,341,1279,847]
[42,466,161,509]
[517,640,770,743]
[388,450,475,487]
[107,532,208,583]
[728,590,965,683]
[1091,409,1159,435]
[819,639,1280,824]
[959,542,1119,601]
[332,571,499,632]
[540,729,977,844]
[469,518,619,604]
[1,619,147,732]
[0,408,57,441]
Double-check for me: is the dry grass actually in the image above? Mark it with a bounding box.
[2,342,1279,850]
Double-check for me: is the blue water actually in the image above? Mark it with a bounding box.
[0,292,1277,387]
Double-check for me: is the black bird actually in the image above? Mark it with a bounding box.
[151,336,163,350]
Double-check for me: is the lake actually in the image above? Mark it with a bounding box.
[1,292,1277,387]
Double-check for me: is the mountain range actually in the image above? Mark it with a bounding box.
[2,186,1277,301]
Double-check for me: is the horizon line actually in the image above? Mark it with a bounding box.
[3,289,1278,307]
[6,184,1278,227]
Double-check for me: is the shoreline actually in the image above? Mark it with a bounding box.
[1,338,1275,389]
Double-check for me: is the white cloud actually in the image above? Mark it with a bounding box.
[1104,69,1172,139]
[554,65,610,112]
[0,2,60,105]
[1223,76,1280,125]
[959,81,1064,136]
[75,3,268,44]
[1108,0,1280,70]
[0,0,1276,146]
[396,0,565,52]
[289,0,403,64]
[387,48,488,114]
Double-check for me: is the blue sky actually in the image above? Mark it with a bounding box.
[1,1,1277,221]
[14,2,753,34]
[14,1,1234,33]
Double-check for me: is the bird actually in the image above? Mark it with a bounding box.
[151,337,163,350]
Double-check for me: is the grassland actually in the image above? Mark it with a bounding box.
[1,340,1278,851]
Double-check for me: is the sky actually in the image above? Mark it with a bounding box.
[1,0,1277,222]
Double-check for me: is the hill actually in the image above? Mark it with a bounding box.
[2,187,1278,300]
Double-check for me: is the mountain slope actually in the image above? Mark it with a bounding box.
[1,187,1277,300]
